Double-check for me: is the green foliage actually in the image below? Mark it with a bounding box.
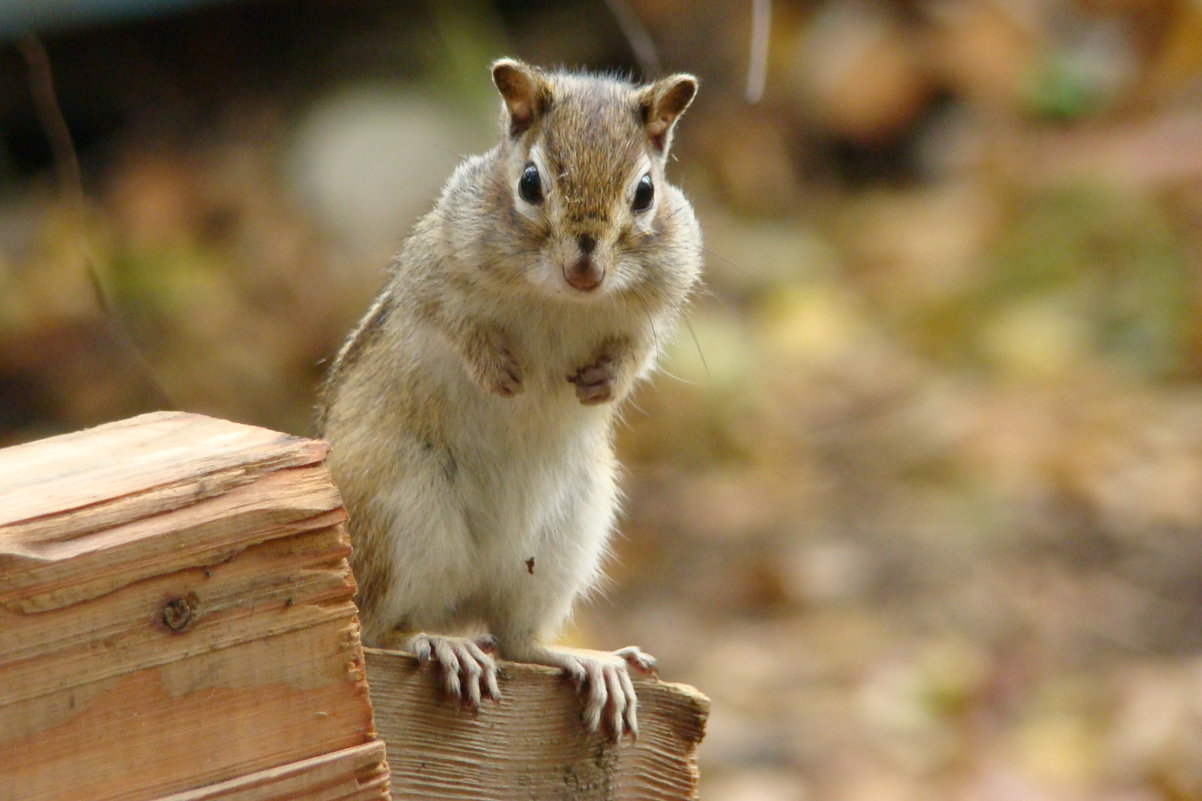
[1028,55,1108,120]
[917,184,1191,381]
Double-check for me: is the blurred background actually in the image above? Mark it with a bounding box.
[3,0,1202,798]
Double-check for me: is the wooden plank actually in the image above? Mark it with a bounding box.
[0,522,362,708]
[0,411,329,543]
[2,621,375,801]
[151,742,390,801]
[0,413,386,801]
[365,648,709,801]
[0,464,344,613]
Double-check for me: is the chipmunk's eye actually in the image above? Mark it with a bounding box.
[518,162,543,204]
[632,173,654,212]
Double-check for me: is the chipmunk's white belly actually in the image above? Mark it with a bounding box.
[377,326,618,634]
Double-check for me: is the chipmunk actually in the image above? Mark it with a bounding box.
[317,58,701,740]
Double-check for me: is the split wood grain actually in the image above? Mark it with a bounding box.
[0,412,387,801]
[365,648,709,801]
[153,742,390,801]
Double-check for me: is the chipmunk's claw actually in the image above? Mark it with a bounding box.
[410,633,501,708]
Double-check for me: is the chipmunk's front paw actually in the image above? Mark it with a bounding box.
[473,330,523,397]
[567,356,617,405]
[488,359,523,397]
[410,633,501,709]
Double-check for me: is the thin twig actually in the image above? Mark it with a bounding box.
[19,34,174,410]
[605,0,662,78]
[18,35,84,207]
[746,0,771,103]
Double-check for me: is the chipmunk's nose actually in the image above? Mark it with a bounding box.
[564,234,604,291]
[565,256,603,291]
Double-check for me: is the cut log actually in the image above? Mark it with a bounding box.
[0,412,709,800]
[153,742,390,801]
[0,412,388,801]
[366,648,709,801]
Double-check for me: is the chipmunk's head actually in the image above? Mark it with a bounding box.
[490,58,697,300]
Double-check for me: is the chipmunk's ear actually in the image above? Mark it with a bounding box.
[492,58,551,138]
[638,73,698,154]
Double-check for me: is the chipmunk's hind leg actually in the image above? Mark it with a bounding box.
[500,640,649,741]
[405,632,502,708]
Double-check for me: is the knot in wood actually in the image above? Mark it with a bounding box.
[162,596,197,632]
